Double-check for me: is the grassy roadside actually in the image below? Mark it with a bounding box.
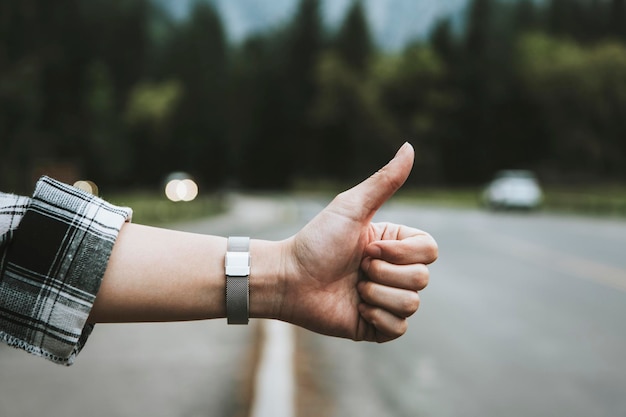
[105,192,225,226]
[542,186,626,217]
[395,185,626,218]
[102,184,626,226]
[394,187,483,208]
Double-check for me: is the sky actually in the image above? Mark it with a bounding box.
[156,0,470,50]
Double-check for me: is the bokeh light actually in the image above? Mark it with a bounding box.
[164,173,198,202]
[73,180,99,196]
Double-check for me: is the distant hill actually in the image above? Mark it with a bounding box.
[152,0,471,50]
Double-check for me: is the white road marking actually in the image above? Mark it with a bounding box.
[250,320,296,417]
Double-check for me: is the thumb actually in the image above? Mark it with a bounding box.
[337,142,415,221]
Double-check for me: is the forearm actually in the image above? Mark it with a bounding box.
[89,223,287,323]
[88,143,436,343]
[1,144,436,365]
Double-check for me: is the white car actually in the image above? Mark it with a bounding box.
[483,170,543,210]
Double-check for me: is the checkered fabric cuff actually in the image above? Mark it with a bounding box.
[0,177,132,365]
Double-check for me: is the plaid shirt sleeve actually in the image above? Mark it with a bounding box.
[0,176,132,365]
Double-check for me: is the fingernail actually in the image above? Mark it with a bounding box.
[398,142,413,154]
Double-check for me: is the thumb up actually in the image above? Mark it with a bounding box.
[329,142,416,223]
[284,142,438,342]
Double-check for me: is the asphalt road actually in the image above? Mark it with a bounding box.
[297,203,626,417]
[0,195,296,417]
[1,195,625,417]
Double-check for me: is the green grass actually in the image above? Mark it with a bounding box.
[396,185,626,218]
[102,184,626,226]
[105,191,225,226]
[542,186,626,217]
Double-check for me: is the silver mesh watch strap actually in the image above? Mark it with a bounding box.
[225,236,250,325]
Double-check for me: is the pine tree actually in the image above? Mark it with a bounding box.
[233,0,324,188]
[430,18,456,66]
[465,0,493,58]
[610,0,626,41]
[165,2,229,187]
[513,0,539,32]
[284,0,323,124]
[457,0,498,181]
[334,0,373,74]
[547,0,579,38]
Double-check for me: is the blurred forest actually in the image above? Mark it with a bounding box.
[1,0,626,193]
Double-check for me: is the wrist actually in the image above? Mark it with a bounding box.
[248,239,289,320]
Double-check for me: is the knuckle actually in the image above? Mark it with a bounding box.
[428,240,439,263]
[420,233,439,263]
[377,320,407,343]
[399,292,421,316]
[359,281,377,302]
[410,265,430,290]
[368,258,383,278]
[368,260,393,285]
[393,320,408,338]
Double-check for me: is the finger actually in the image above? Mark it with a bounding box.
[362,258,429,291]
[358,281,421,318]
[366,232,438,265]
[358,303,409,343]
[334,143,415,221]
[371,222,430,241]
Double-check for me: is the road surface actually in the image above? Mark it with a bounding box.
[296,203,626,417]
[1,194,625,417]
[0,194,295,417]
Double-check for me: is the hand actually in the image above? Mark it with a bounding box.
[279,143,438,342]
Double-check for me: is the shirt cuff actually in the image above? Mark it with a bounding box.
[0,176,132,365]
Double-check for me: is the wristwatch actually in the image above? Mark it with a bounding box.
[225,236,250,324]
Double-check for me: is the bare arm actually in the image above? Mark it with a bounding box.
[90,143,438,342]
[89,225,286,322]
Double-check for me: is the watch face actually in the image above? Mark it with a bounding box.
[226,251,250,277]
[226,237,250,276]
[226,237,250,325]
